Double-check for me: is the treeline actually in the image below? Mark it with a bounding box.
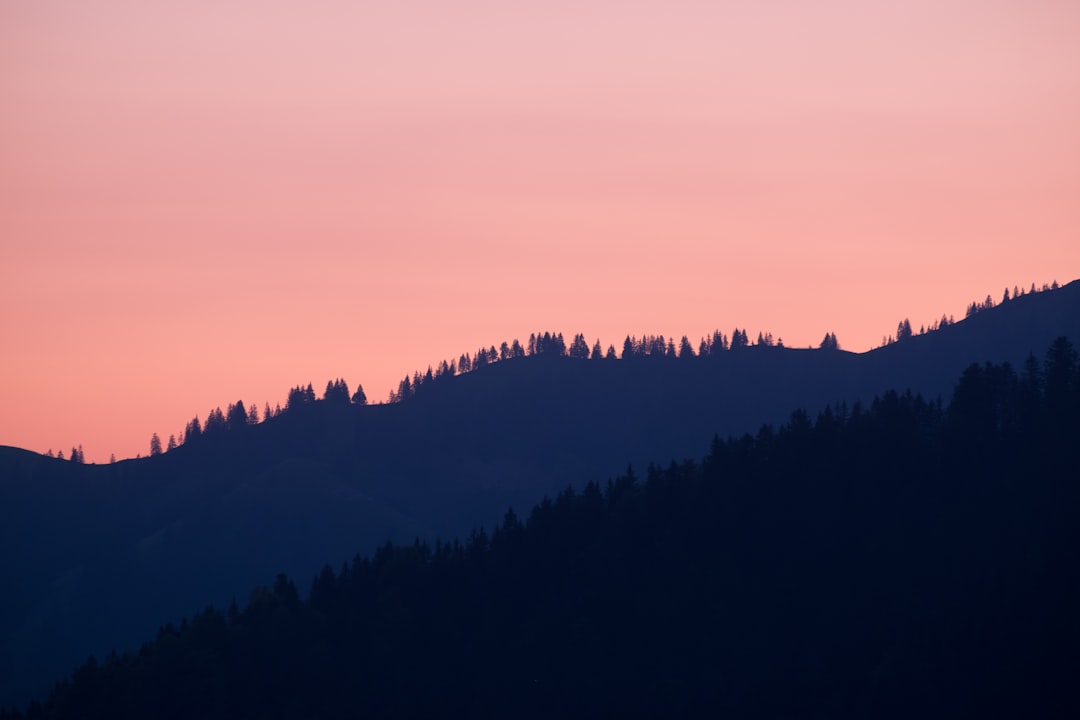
[386,327,826,403]
[881,279,1061,347]
[149,379,368,457]
[13,337,1078,719]
[83,278,1065,459]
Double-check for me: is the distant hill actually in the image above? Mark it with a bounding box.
[1,279,1078,706]
[14,335,1080,718]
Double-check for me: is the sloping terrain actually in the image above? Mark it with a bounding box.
[1,280,1078,705]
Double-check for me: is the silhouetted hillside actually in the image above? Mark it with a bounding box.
[0,280,1078,706]
[10,337,1080,718]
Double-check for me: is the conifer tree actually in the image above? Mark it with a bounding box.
[352,384,367,405]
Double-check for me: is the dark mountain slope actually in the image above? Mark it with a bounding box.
[0,280,1078,706]
[15,341,1080,719]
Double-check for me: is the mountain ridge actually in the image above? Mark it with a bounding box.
[1,279,1078,706]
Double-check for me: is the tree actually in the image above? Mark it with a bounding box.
[167,434,177,452]
[227,401,248,430]
[569,333,590,359]
[247,404,259,425]
[1044,336,1077,404]
[204,407,226,434]
[396,375,412,402]
[352,384,368,405]
[150,433,163,456]
[186,416,202,442]
[591,339,603,360]
[678,336,695,359]
[287,386,309,410]
[622,335,635,359]
[324,379,350,405]
[897,319,913,342]
[820,333,839,351]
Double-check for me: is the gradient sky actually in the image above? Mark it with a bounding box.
[2,0,1078,462]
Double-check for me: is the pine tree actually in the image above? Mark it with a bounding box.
[352,384,368,405]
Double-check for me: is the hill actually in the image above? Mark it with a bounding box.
[11,338,1080,718]
[1,280,1078,705]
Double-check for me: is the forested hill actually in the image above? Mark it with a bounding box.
[10,338,1080,719]
[1,279,1079,707]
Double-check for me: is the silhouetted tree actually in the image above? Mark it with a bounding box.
[167,435,177,452]
[569,333,590,359]
[396,375,413,402]
[227,401,248,430]
[186,416,202,443]
[324,379,351,405]
[150,433,163,456]
[352,384,368,405]
[204,407,226,435]
[897,319,913,342]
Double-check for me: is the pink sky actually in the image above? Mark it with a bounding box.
[2,0,1078,462]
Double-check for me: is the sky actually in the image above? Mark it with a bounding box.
[2,0,1078,462]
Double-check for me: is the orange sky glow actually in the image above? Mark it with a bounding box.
[2,1,1078,462]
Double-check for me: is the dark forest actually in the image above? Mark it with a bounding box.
[7,337,1078,719]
